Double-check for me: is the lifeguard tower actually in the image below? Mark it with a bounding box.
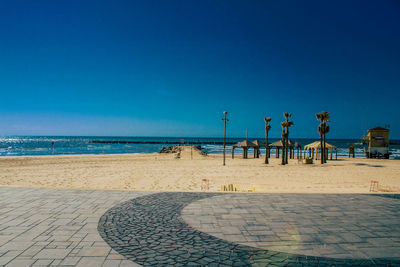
[362,127,390,159]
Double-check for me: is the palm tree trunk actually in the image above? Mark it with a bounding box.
[265,131,269,164]
[323,133,327,163]
[285,130,289,164]
[320,129,324,164]
[281,135,286,165]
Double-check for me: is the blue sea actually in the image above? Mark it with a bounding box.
[0,136,399,159]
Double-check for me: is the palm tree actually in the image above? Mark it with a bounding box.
[316,113,324,164]
[281,113,294,165]
[264,117,272,164]
[283,113,293,164]
[322,112,330,163]
[281,121,286,165]
[316,112,330,164]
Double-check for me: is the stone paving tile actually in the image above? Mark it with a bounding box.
[4,259,35,267]
[0,187,149,267]
[119,260,142,267]
[31,259,54,266]
[75,256,106,267]
[101,259,121,267]
[34,248,72,259]
[77,247,111,257]
[59,256,81,266]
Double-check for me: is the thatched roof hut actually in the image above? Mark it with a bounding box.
[268,140,300,159]
[252,140,266,147]
[304,141,336,150]
[251,140,265,158]
[232,140,258,148]
[232,140,258,159]
[304,141,337,160]
[269,140,295,148]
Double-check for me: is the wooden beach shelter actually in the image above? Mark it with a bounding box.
[232,140,258,159]
[251,140,265,158]
[304,141,337,160]
[269,140,298,159]
[294,142,302,159]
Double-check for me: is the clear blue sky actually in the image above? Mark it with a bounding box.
[0,0,399,139]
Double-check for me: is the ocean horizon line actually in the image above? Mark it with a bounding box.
[3,135,398,142]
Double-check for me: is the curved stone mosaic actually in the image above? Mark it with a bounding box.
[98,192,400,266]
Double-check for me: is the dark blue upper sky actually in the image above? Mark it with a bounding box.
[0,0,399,138]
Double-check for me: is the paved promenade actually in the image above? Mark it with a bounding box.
[1,187,400,266]
[0,187,149,266]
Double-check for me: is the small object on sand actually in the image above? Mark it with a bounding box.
[220,184,238,192]
[228,184,233,191]
[370,180,379,192]
[303,158,313,164]
[201,179,209,191]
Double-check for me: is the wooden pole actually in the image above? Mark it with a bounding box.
[320,128,324,164]
[264,117,271,164]
[222,111,228,166]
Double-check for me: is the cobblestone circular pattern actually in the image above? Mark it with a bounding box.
[98,192,400,266]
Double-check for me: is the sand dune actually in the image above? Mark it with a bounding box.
[0,146,399,193]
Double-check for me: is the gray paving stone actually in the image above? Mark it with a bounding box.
[77,247,111,257]
[76,256,106,267]
[0,257,14,266]
[101,259,121,267]
[34,248,72,259]
[5,259,36,267]
[31,259,54,266]
[59,256,81,265]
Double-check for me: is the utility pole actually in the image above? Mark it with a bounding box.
[264,117,271,164]
[222,111,229,166]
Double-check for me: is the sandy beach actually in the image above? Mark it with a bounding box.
[1,146,399,193]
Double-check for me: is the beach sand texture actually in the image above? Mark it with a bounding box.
[0,146,399,193]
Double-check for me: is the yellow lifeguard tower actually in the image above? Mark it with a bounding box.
[363,127,390,159]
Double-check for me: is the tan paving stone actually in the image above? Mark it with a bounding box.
[34,248,71,259]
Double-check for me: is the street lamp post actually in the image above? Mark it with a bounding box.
[222,111,229,166]
[264,117,271,164]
